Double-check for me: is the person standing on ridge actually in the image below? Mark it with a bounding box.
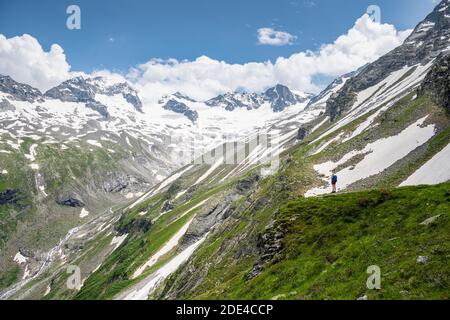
[331,171,338,193]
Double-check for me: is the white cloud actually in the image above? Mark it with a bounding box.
[257,28,297,46]
[129,56,277,103]
[130,14,412,103]
[0,34,71,92]
[0,14,412,103]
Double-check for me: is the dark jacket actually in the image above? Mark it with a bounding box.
[331,175,338,184]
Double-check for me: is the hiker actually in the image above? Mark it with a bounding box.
[331,171,338,193]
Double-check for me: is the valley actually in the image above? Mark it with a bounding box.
[0,0,449,301]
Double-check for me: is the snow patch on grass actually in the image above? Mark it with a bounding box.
[121,234,208,300]
[110,234,128,250]
[80,208,90,218]
[13,252,27,264]
[400,142,450,186]
[86,140,102,148]
[133,217,195,279]
[306,116,436,197]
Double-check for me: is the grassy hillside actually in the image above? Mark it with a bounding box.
[0,138,144,293]
[4,85,449,299]
[101,91,450,301]
[161,183,449,300]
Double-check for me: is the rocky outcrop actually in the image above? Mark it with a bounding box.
[264,84,311,112]
[306,69,362,108]
[206,92,264,111]
[205,84,313,112]
[123,93,143,113]
[0,189,21,205]
[18,247,34,259]
[181,200,236,247]
[56,196,85,208]
[45,77,96,102]
[116,216,152,235]
[246,219,284,280]
[86,101,110,119]
[236,174,260,194]
[44,76,144,116]
[106,82,143,112]
[296,127,309,141]
[172,92,197,103]
[161,200,175,213]
[0,99,16,112]
[326,90,358,121]
[162,99,199,122]
[102,173,142,193]
[419,53,450,113]
[0,75,42,103]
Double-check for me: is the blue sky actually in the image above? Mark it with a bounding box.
[0,0,437,73]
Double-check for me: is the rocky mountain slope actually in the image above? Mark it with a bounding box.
[326,0,450,121]
[1,0,450,301]
[0,72,315,297]
[205,84,313,112]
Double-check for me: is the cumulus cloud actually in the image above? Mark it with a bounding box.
[0,34,71,92]
[271,14,412,91]
[257,28,297,46]
[0,14,412,102]
[130,14,412,103]
[129,56,278,103]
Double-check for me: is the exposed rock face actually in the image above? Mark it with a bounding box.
[56,197,85,208]
[85,101,110,119]
[103,180,127,193]
[419,53,450,113]
[205,84,312,112]
[182,200,236,247]
[0,75,42,103]
[296,127,309,141]
[306,69,361,108]
[44,76,144,117]
[161,200,175,213]
[246,220,284,280]
[102,173,143,193]
[326,90,357,121]
[0,189,21,205]
[162,99,199,122]
[18,247,34,259]
[0,99,16,112]
[45,77,96,102]
[106,82,143,112]
[326,0,450,121]
[264,84,311,112]
[206,92,264,111]
[236,174,261,194]
[172,92,197,103]
[116,216,152,235]
[123,93,143,113]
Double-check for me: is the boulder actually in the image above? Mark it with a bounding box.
[0,189,20,205]
[56,197,85,208]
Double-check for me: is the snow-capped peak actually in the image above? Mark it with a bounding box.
[0,74,43,103]
[204,84,313,113]
[44,76,143,112]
